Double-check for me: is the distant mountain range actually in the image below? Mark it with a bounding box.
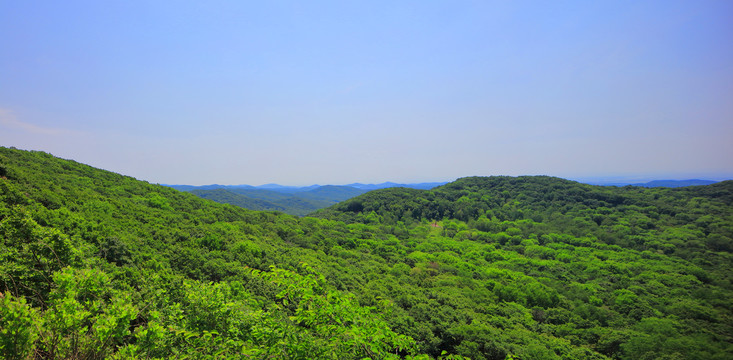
[581,179,720,187]
[165,179,724,215]
[163,182,448,215]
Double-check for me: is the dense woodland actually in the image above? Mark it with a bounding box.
[1,147,732,359]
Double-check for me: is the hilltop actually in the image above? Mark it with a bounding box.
[1,147,732,359]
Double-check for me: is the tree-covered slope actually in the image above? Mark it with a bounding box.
[312,176,733,359]
[190,188,305,213]
[2,148,732,360]
[0,148,426,359]
[316,175,733,259]
[186,185,368,216]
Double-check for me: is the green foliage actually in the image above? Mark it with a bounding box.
[37,267,138,359]
[0,205,82,307]
[0,292,39,360]
[1,147,732,359]
[256,264,419,358]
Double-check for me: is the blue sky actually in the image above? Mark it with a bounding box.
[2,1,732,185]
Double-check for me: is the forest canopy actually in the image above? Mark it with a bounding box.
[1,147,731,359]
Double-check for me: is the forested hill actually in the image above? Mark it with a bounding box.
[315,176,733,257]
[2,147,733,359]
[311,176,733,359]
[0,148,427,359]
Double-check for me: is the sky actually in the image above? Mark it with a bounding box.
[1,1,732,186]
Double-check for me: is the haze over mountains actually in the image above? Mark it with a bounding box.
[165,179,722,215]
[577,179,721,187]
[165,181,448,192]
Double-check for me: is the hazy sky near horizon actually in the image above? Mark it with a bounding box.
[2,1,732,185]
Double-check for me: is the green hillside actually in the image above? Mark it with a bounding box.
[190,188,289,212]
[0,148,423,359]
[186,185,368,216]
[189,188,328,215]
[295,185,369,203]
[1,147,732,359]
